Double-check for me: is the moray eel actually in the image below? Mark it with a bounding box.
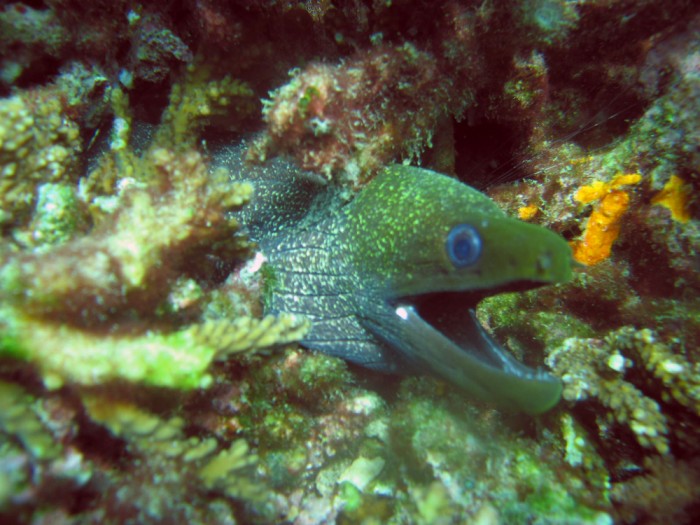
[239,162,572,414]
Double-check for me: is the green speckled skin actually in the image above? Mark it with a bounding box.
[261,165,573,414]
[346,165,572,296]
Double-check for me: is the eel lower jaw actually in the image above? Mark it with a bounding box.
[386,290,563,414]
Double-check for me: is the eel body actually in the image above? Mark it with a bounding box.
[236,159,572,414]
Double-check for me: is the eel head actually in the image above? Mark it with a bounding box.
[346,165,572,414]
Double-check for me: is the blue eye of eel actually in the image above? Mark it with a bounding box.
[446,224,482,267]
[239,162,573,415]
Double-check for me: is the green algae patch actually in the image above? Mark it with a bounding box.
[0,381,62,460]
[1,312,217,390]
[0,330,28,361]
[504,451,611,525]
[478,289,596,351]
[385,378,613,524]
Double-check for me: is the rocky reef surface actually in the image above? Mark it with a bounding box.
[1,1,699,524]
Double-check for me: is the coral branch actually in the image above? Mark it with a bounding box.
[1,148,252,322]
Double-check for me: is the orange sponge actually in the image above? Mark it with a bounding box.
[651,175,691,223]
[571,173,641,265]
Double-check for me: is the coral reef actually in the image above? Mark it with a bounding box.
[248,43,453,186]
[611,455,700,524]
[82,396,261,500]
[384,379,611,524]
[0,88,82,227]
[2,147,252,321]
[0,37,311,521]
[154,61,256,149]
[1,0,699,523]
[2,311,309,390]
[546,329,671,454]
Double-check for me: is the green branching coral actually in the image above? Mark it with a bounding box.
[545,326,696,455]
[0,309,309,390]
[0,91,81,226]
[1,148,252,321]
[0,381,60,460]
[612,327,700,416]
[84,396,264,506]
[155,61,256,149]
[198,439,261,499]
[84,396,260,492]
[0,80,310,391]
[191,315,311,358]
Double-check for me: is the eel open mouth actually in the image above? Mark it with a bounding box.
[411,290,535,373]
[366,288,563,415]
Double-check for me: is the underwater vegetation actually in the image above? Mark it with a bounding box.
[1,1,699,524]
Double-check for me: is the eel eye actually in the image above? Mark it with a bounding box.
[446,224,482,267]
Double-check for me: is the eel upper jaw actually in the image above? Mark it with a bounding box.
[362,288,563,414]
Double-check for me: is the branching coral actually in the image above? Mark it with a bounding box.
[546,324,700,455]
[0,381,60,460]
[83,396,261,500]
[547,333,668,454]
[0,58,315,521]
[613,327,700,417]
[191,315,310,357]
[1,147,252,321]
[155,61,256,150]
[0,90,81,226]
[1,309,309,390]
[0,42,319,518]
[547,338,668,453]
